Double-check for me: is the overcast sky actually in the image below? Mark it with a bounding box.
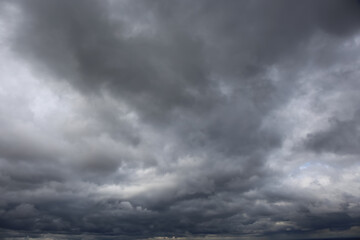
[1,0,360,239]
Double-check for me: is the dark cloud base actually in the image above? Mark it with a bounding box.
[0,0,360,239]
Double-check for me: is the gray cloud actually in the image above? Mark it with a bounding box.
[0,0,360,239]
[305,110,360,155]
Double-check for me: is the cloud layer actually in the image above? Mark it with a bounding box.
[1,0,360,239]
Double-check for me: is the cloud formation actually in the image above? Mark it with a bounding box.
[1,0,360,239]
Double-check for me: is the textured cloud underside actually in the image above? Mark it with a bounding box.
[0,1,360,239]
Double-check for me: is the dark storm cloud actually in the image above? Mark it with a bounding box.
[1,0,360,239]
[11,0,360,120]
[305,110,360,155]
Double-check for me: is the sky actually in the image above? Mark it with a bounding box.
[0,0,360,239]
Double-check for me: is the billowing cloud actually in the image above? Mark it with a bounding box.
[1,0,360,239]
